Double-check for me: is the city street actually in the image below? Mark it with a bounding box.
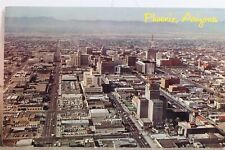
[42,42,61,145]
[108,93,153,148]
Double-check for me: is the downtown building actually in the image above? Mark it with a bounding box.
[70,51,90,67]
[136,82,166,128]
[135,60,155,75]
[125,55,137,67]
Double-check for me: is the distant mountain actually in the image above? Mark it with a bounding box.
[5,17,225,38]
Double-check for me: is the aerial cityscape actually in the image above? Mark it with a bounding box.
[2,7,225,148]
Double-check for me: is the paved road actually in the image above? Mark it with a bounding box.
[108,93,152,148]
[42,41,61,144]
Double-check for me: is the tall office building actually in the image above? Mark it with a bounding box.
[136,60,155,75]
[70,52,80,67]
[146,34,157,61]
[136,61,145,74]
[145,82,164,126]
[126,55,137,67]
[145,82,160,100]
[148,99,164,126]
[156,52,163,67]
[143,61,155,75]
[146,49,157,61]
[80,54,90,66]
[137,98,149,118]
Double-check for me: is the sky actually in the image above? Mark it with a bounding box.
[5,7,225,22]
[2,0,225,8]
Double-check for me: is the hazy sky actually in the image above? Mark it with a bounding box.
[5,7,225,22]
[2,0,225,8]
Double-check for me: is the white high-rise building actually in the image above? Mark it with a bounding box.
[156,52,163,67]
[144,61,155,75]
[70,52,80,67]
[145,82,163,126]
[136,60,155,75]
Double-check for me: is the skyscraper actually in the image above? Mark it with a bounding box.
[137,98,149,119]
[146,49,157,61]
[143,61,155,75]
[146,34,157,61]
[80,54,90,66]
[145,82,164,126]
[148,99,163,126]
[126,55,137,67]
[70,52,81,67]
[145,82,160,100]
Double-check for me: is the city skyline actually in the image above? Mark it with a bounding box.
[3,7,225,148]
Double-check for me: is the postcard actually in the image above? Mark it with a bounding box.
[2,7,225,148]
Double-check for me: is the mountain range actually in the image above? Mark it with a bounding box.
[5,17,225,38]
